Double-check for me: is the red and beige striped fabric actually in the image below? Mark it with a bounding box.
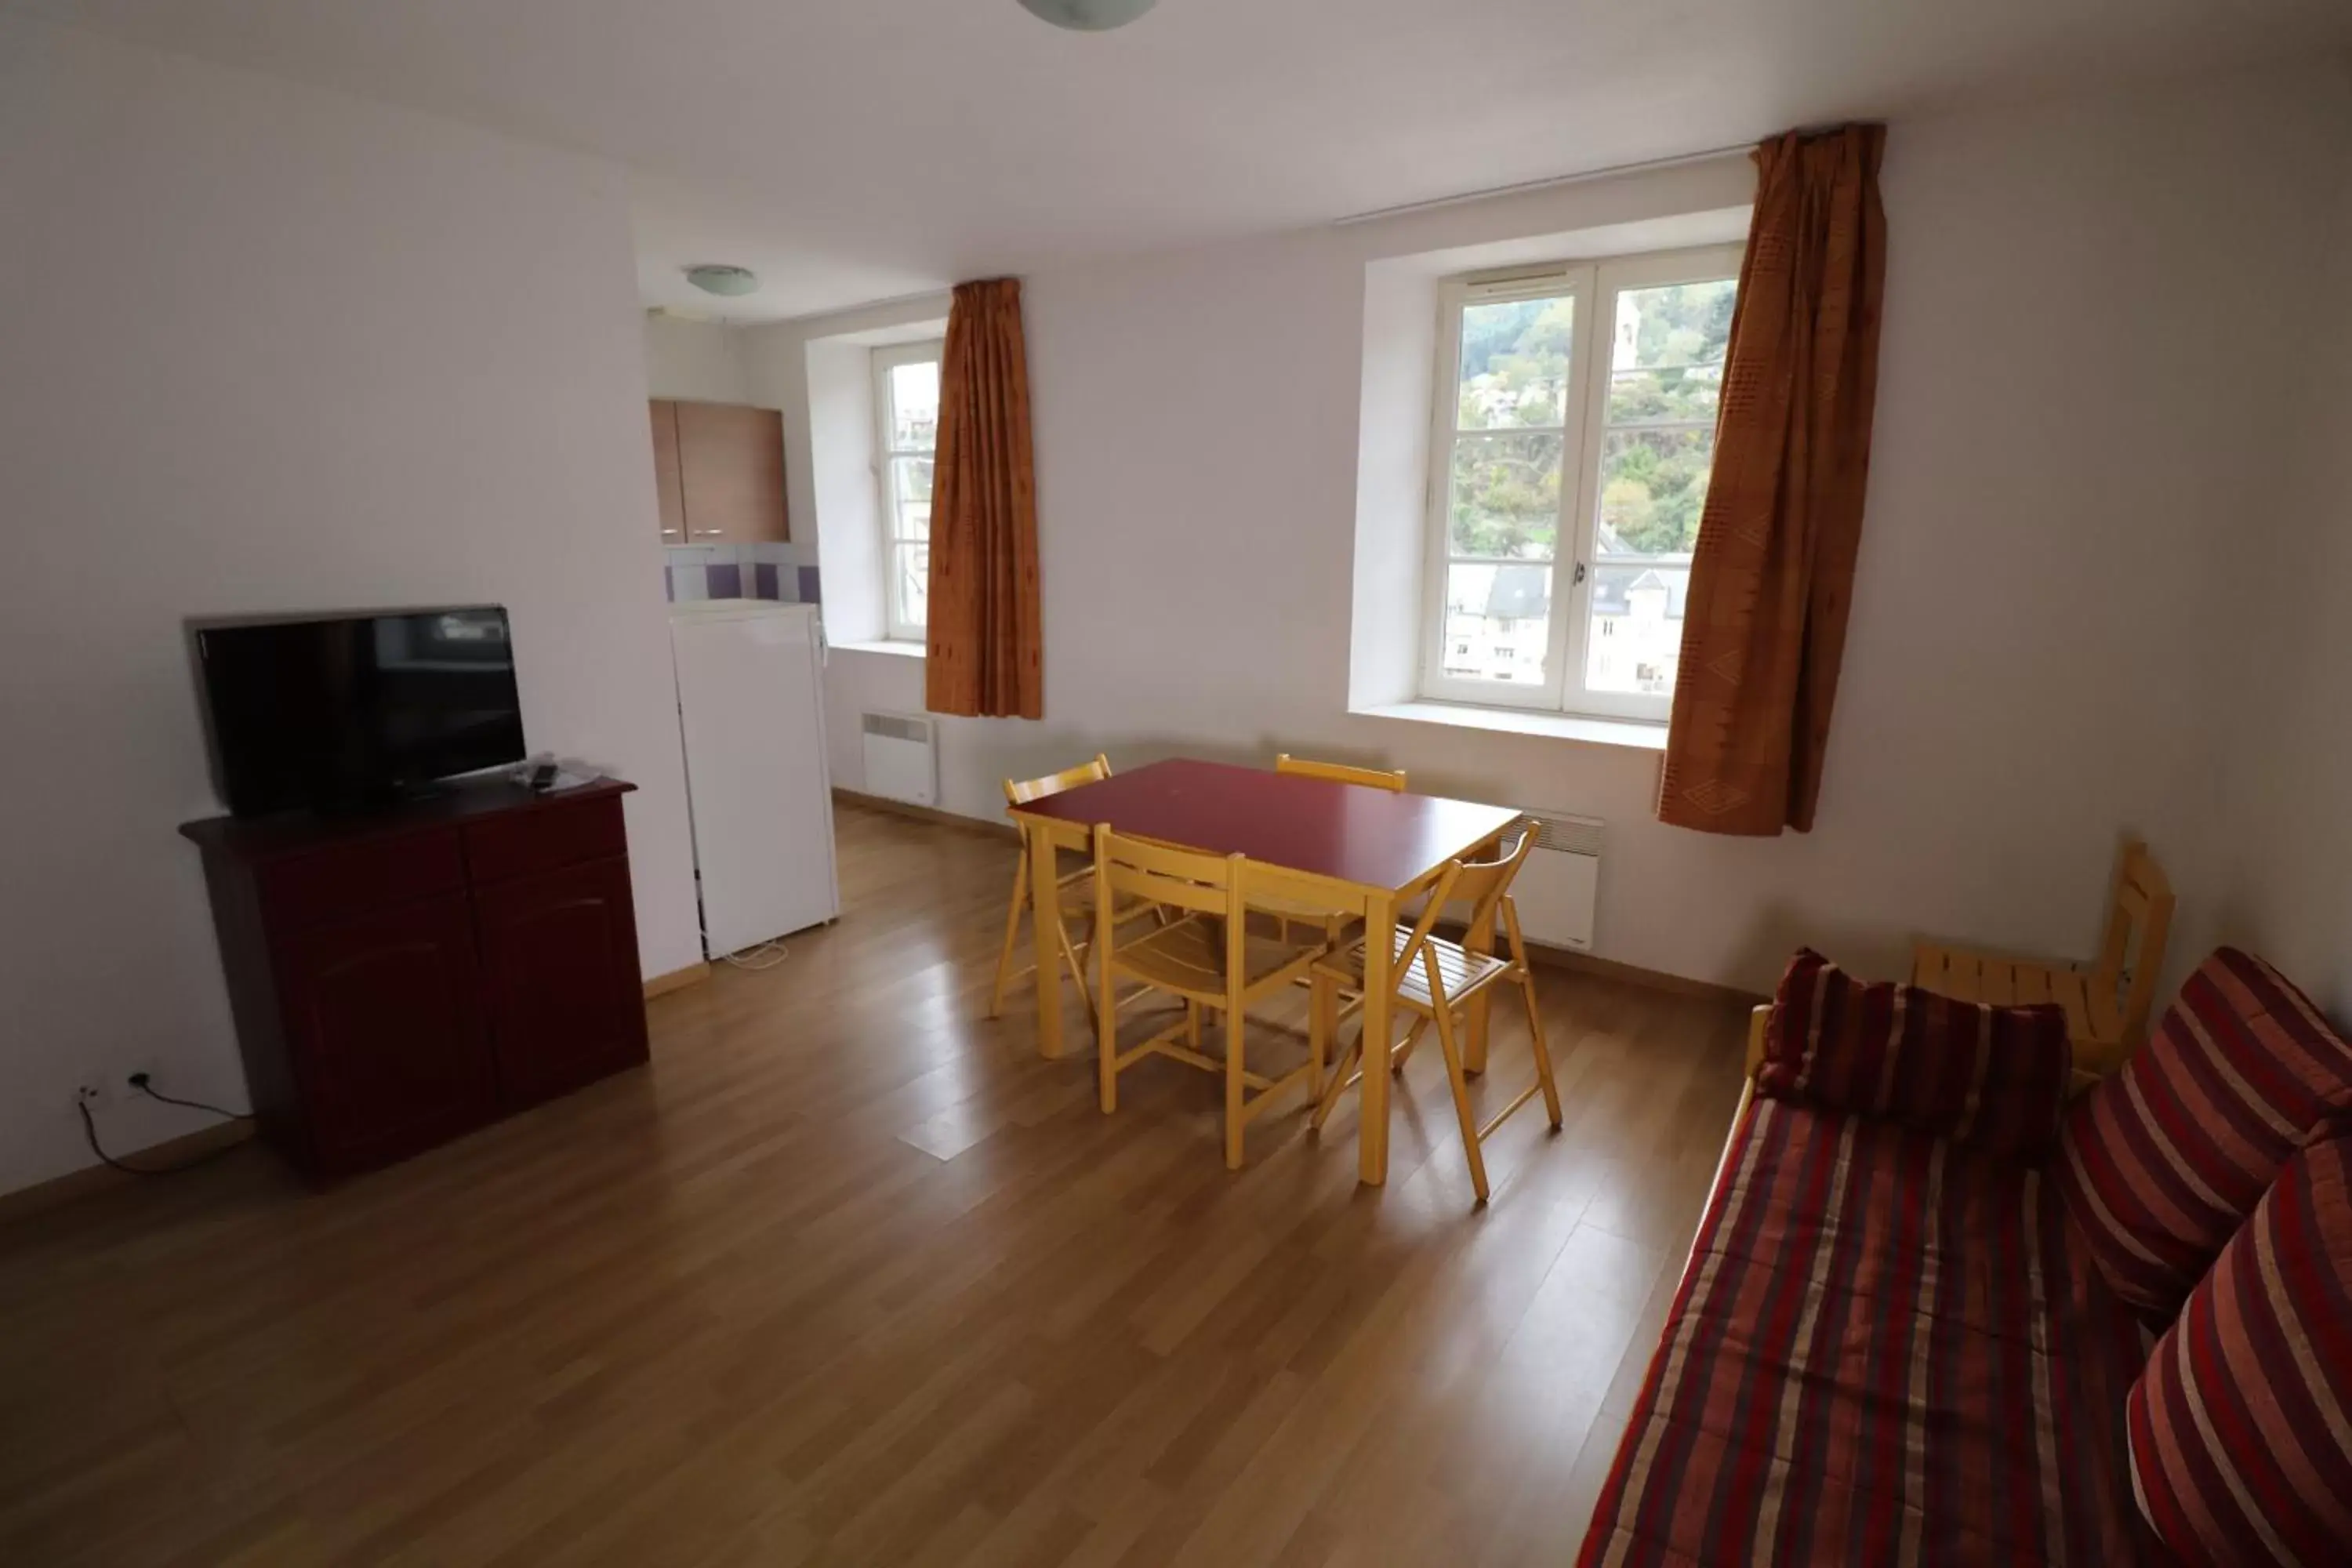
[1578,1097,2163,1567]
[1762,948,2074,1160]
[2126,1122,2352,1566]
[2058,949,2352,1324]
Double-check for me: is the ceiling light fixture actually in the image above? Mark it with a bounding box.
[684,264,759,297]
[1017,0,1156,31]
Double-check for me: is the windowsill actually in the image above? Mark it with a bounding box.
[832,638,926,659]
[1352,699,1668,753]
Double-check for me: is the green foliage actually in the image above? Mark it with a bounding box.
[1449,278,1737,561]
[1600,433,1711,554]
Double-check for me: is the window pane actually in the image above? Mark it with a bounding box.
[893,541,929,630]
[1610,279,1736,374]
[1449,431,1561,558]
[887,359,940,451]
[1594,428,1715,557]
[1584,563,1685,696]
[892,456,933,505]
[1456,296,1573,430]
[1440,561,1551,685]
[1608,361,1722,424]
[896,499,931,543]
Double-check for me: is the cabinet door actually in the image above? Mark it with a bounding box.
[650,400,688,544]
[275,896,498,1177]
[475,856,649,1109]
[676,401,788,543]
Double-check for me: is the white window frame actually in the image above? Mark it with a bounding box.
[1417,242,1741,724]
[873,339,943,644]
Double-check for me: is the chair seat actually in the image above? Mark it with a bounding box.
[1112,916,1322,1001]
[1316,924,1510,1014]
[1914,942,2129,1073]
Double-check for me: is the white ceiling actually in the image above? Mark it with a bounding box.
[14,0,2350,321]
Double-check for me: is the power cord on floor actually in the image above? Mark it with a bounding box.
[699,917,791,972]
[720,940,790,971]
[129,1073,248,1120]
[77,1073,254,1177]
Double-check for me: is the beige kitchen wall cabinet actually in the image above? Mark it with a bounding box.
[651,399,787,545]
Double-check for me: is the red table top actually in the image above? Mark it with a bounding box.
[1007,758,1523,894]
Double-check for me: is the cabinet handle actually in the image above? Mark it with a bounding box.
[693,528,724,537]
[662,528,682,538]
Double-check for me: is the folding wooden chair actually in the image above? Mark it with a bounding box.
[1091,826,1338,1169]
[990,755,1141,1022]
[1309,826,1560,1205]
[1913,839,2174,1081]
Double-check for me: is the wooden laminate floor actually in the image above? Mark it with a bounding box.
[0,803,1751,1568]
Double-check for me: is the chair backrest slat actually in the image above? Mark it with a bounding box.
[1273,753,1407,793]
[1431,821,1537,942]
[1005,753,1112,808]
[1094,826,1232,916]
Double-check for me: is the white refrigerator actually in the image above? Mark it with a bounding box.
[669,601,840,956]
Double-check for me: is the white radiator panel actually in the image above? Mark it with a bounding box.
[860,711,937,805]
[1509,810,1602,951]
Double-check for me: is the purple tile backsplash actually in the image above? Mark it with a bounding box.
[665,543,815,605]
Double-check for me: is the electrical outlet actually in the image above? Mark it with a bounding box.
[74,1076,111,1111]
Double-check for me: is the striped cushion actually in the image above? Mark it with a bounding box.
[2059,949,2352,1323]
[2127,1122,2352,1566]
[1578,1097,2161,1566]
[1762,948,2074,1160]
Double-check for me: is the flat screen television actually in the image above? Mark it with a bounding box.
[194,606,526,816]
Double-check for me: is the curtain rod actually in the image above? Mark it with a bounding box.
[1330,140,1759,228]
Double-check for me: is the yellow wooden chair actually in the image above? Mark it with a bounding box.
[1309,826,1560,1205]
[1912,839,2174,1082]
[1265,754,1406,946]
[990,754,1125,1022]
[1091,826,1338,1169]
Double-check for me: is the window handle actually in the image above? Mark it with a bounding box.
[1573,561,1588,586]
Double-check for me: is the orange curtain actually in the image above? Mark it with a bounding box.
[1658,125,1887,836]
[925,278,1044,718]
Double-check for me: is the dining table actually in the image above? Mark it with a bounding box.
[1004,757,1526,1186]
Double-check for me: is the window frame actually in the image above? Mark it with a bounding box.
[1417,242,1742,724]
[872,339,944,644]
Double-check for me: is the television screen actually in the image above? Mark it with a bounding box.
[194,607,526,816]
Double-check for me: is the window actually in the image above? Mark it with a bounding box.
[1421,245,1738,721]
[873,341,942,641]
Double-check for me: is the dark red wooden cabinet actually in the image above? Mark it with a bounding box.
[475,856,646,1109]
[183,779,650,1181]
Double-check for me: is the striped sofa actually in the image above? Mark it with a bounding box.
[1578,948,2352,1568]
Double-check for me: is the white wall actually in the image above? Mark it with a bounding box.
[0,20,702,1195]
[641,314,752,403]
[2220,61,2352,1021]
[775,61,2351,1000]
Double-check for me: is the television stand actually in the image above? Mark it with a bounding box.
[180,777,650,1181]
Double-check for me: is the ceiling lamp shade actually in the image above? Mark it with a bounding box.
[1018,0,1156,31]
[684,264,759,297]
